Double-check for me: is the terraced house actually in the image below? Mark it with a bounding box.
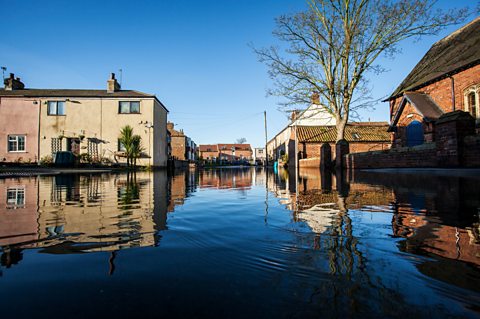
[0,73,169,167]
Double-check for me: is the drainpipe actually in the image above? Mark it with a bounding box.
[450,76,456,111]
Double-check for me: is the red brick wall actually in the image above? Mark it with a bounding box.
[463,135,480,167]
[199,150,218,160]
[345,145,438,169]
[171,136,186,160]
[390,64,480,146]
[301,142,389,159]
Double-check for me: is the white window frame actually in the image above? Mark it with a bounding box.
[7,135,26,153]
[47,100,66,116]
[464,85,480,119]
[6,187,25,209]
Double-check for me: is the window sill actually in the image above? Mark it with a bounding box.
[118,113,142,115]
[47,114,66,116]
[8,151,27,153]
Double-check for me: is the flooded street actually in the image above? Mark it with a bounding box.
[0,168,479,318]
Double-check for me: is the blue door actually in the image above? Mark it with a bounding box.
[406,121,424,147]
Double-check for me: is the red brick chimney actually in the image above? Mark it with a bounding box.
[107,73,121,93]
[291,110,300,121]
[4,73,25,91]
[311,91,320,104]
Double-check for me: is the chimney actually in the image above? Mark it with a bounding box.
[167,122,174,131]
[311,91,320,105]
[4,73,25,91]
[107,73,121,93]
[291,110,300,121]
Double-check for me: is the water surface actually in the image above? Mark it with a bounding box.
[0,168,479,318]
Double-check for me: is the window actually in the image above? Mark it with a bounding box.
[8,135,26,152]
[468,92,477,118]
[119,101,140,114]
[118,139,126,152]
[6,188,25,209]
[464,86,479,119]
[47,101,66,115]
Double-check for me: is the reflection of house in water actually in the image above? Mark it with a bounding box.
[352,171,480,267]
[0,177,39,246]
[0,172,169,258]
[267,168,394,214]
[167,169,198,212]
[199,168,252,190]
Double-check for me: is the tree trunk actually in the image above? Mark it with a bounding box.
[336,118,348,142]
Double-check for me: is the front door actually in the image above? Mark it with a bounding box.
[406,121,424,147]
[67,138,81,155]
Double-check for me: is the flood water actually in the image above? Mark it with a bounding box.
[0,168,479,318]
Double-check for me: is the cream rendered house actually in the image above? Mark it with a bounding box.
[28,73,168,166]
[266,101,335,162]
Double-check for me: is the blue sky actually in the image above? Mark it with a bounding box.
[0,0,476,147]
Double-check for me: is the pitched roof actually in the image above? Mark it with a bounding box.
[0,89,169,111]
[198,145,218,152]
[218,144,252,151]
[387,17,480,100]
[297,123,390,143]
[390,92,444,130]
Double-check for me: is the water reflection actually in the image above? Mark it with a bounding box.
[0,172,171,257]
[0,167,478,318]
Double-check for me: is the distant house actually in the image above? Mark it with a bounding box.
[0,73,169,166]
[253,147,266,165]
[386,17,480,147]
[167,122,197,161]
[198,144,219,161]
[198,143,252,163]
[266,97,336,163]
[267,95,390,167]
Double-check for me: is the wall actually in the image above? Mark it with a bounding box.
[0,97,40,163]
[38,97,165,166]
[171,135,186,160]
[153,100,168,167]
[345,143,438,169]
[463,135,480,167]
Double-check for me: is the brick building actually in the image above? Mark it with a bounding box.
[267,99,390,168]
[167,122,196,161]
[386,17,480,147]
[198,143,253,164]
[296,122,390,159]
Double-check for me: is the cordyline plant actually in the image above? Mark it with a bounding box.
[255,0,470,141]
[119,125,144,168]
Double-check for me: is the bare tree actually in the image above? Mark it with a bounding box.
[255,0,469,141]
[236,137,247,144]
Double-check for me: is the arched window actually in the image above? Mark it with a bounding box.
[464,86,479,119]
[468,91,477,118]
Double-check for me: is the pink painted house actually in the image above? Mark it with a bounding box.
[0,74,40,163]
